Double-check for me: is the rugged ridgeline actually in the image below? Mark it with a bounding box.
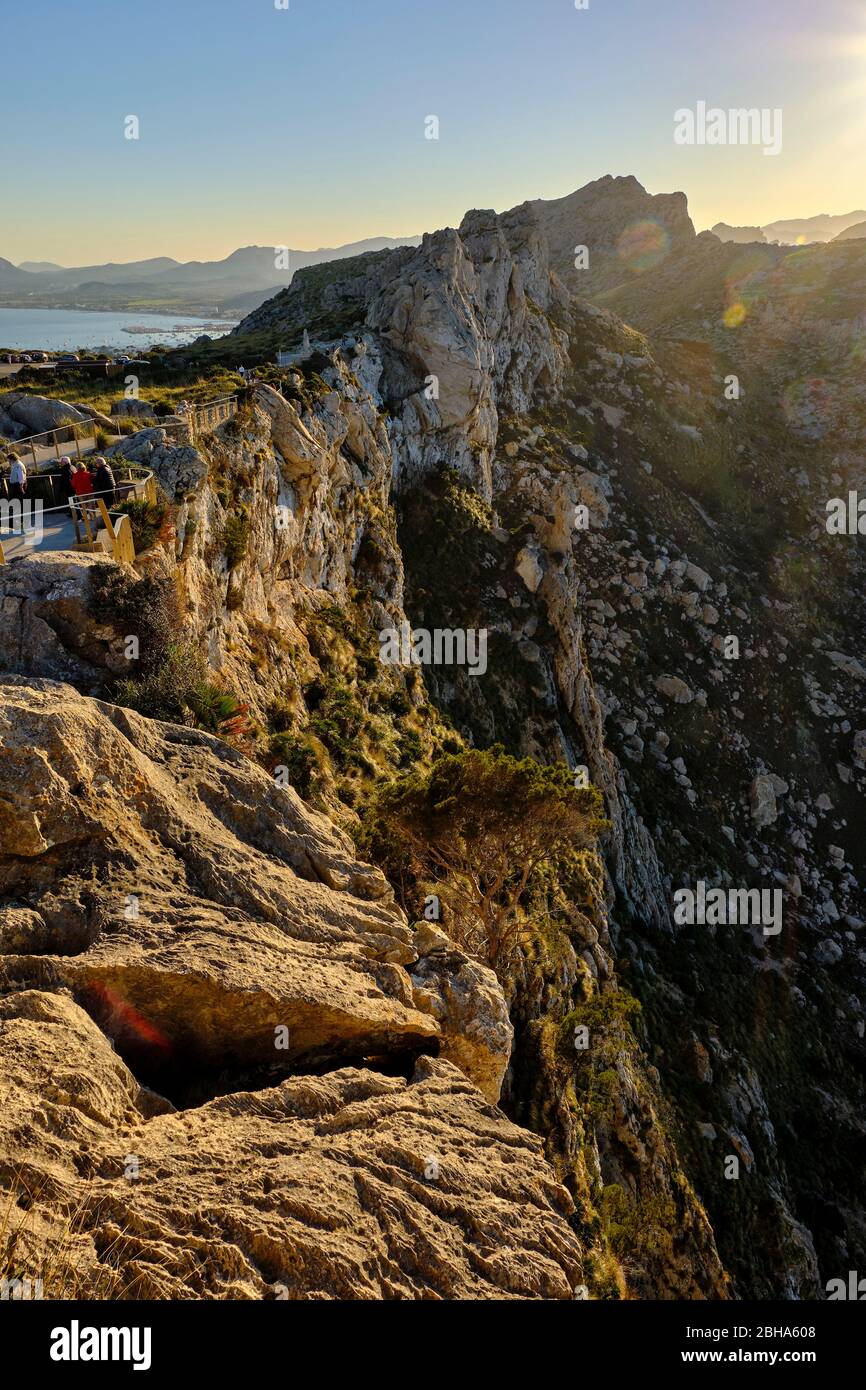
[2,177,865,1299]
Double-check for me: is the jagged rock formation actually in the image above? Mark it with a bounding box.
[3,174,866,1300]
[231,180,866,1297]
[0,678,511,1103]
[0,680,580,1298]
[1,991,579,1299]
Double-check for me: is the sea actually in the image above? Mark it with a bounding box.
[0,307,236,353]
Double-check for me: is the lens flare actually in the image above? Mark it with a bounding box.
[723,302,747,328]
[88,982,172,1056]
[617,219,671,273]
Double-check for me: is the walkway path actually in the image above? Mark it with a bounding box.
[1,392,237,564]
[0,510,83,562]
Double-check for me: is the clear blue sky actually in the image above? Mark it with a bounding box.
[2,0,863,263]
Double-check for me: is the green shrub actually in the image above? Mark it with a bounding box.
[114,497,169,553]
[89,567,177,673]
[268,733,318,797]
[267,697,295,733]
[221,509,251,568]
[113,641,206,724]
[388,688,412,716]
[112,640,246,734]
[398,729,423,766]
[186,681,248,734]
[309,684,365,768]
[361,746,608,974]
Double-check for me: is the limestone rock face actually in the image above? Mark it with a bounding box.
[529,174,697,296]
[8,174,862,1302]
[0,553,121,687]
[0,992,584,1300]
[0,678,510,1103]
[238,205,571,501]
[410,945,514,1109]
[0,679,559,1299]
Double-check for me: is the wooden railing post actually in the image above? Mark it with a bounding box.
[112,513,135,564]
[96,497,116,541]
[80,504,94,548]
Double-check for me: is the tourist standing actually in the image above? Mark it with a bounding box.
[71,462,95,520]
[92,457,116,508]
[58,456,75,506]
[8,454,26,505]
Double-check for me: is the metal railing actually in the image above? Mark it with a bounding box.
[1,418,108,471]
[2,394,240,470]
[0,466,155,566]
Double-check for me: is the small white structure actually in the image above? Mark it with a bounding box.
[277,330,312,369]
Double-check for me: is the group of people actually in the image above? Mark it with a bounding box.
[3,451,118,514]
[57,455,118,512]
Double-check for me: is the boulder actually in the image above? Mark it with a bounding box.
[516,545,543,593]
[110,398,160,419]
[749,774,785,828]
[0,390,87,436]
[654,675,694,704]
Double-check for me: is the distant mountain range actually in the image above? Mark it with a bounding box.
[5,203,864,320]
[0,238,421,316]
[711,210,866,245]
[832,220,866,242]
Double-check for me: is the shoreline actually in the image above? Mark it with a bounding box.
[0,302,240,321]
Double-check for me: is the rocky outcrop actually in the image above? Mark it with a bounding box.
[530,174,697,295]
[238,206,571,501]
[0,678,510,1103]
[0,992,583,1300]
[0,390,89,442]
[0,553,120,687]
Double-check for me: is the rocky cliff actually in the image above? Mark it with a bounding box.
[3,175,865,1300]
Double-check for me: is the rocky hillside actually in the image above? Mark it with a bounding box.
[2,680,585,1298]
[2,174,864,1300]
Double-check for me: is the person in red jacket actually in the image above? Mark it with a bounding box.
[70,464,94,500]
[70,462,95,525]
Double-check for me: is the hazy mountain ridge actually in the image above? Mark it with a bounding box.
[713,210,866,246]
[0,236,421,316]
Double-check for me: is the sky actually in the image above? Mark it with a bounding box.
[2,0,865,265]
